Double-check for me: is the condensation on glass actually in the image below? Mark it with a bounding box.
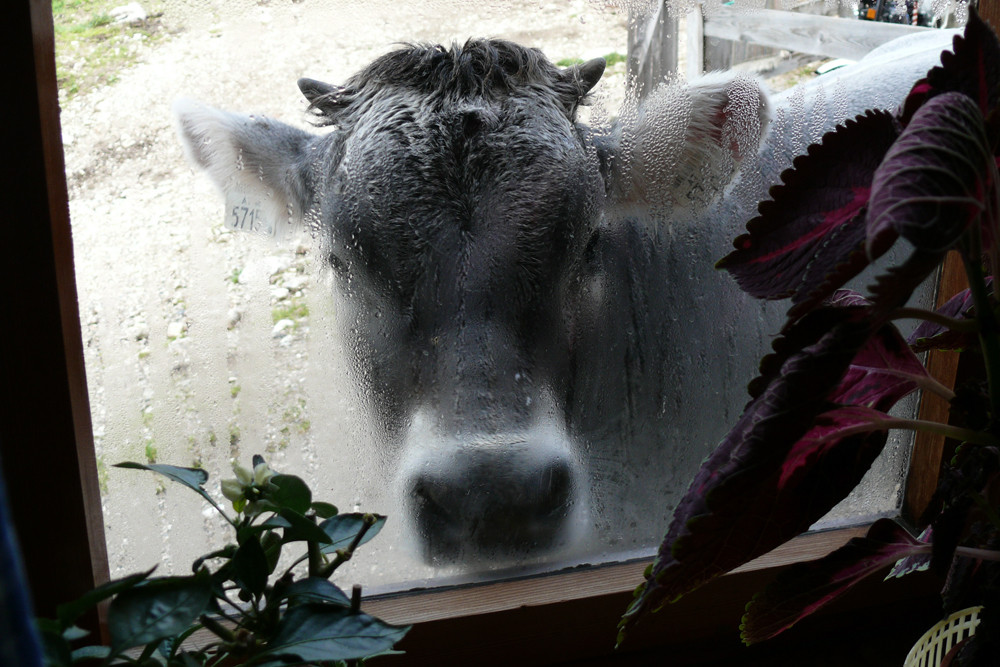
[60,0,963,592]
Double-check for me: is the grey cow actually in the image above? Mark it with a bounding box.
[175,31,953,566]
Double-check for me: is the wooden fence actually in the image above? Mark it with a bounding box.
[628,2,929,96]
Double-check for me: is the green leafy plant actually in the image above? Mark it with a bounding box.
[619,10,1000,664]
[38,455,408,666]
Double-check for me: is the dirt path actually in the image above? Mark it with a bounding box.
[64,0,632,587]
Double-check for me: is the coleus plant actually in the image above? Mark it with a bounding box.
[37,456,408,666]
[619,9,1000,664]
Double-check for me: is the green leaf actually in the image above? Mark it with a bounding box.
[71,645,112,660]
[267,474,312,514]
[279,578,351,607]
[310,502,338,518]
[61,625,89,642]
[107,576,213,651]
[276,509,333,545]
[56,567,154,628]
[156,624,203,660]
[38,622,72,667]
[261,530,283,574]
[319,514,386,554]
[232,536,269,597]
[257,603,409,663]
[115,462,208,491]
[115,463,228,520]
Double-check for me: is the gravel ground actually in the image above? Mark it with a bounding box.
[64,0,637,588]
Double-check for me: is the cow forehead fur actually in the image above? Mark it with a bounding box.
[304,39,597,127]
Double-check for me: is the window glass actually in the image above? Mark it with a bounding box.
[59,0,950,593]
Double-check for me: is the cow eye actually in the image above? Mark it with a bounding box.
[328,251,349,275]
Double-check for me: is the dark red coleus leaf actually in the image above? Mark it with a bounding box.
[864,247,947,325]
[619,310,924,638]
[926,9,1000,117]
[908,283,989,353]
[749,292,869,400]
[830,312,927,408]
[868,92,993,256]
[717,111,899,320]
[740,519,931,644]
[887,525,933,579]
[898,10,1000,127]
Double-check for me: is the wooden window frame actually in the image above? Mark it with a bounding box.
[4,1,960,662]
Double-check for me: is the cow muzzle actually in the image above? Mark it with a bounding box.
[398,411,588,565]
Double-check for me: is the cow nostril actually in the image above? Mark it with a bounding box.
[412,477,451,522]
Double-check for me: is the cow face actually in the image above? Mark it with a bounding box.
[174,39,770,565]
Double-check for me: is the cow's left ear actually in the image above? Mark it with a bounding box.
[562,58,606,96]
[610,71,772,214]
[556,57,606,116]
[298,77,348,125]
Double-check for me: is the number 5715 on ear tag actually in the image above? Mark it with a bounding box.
[225,190,275,237]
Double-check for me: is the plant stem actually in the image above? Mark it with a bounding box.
[960,235,1000,422]
[351,584,362,613]
[812,416,1000,447]
[308,539,324,578]
[891,306,979,334]
[955,545,1000,561]
[281,552,310,581]
[319,514,378,578]
[346,586,364,667]
[912,372,957,403]
[201,614,237,642]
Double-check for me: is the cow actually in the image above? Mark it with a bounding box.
[174,30,955,567]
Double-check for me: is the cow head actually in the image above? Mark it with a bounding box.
[174,39,770,565]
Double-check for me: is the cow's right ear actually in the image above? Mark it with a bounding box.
[173,99,314,228]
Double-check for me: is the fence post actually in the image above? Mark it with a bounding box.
[627,1,679,98]
[686,4,705,79]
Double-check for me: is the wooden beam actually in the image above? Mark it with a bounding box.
[2,0,109,632]
[703,6,926,61]
[903,252,966,522]
[982,0,1000,34]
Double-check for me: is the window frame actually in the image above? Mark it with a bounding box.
[5,1,956,662]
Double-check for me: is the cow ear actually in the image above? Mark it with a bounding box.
[610,71,772,213]
[563,57,606,96]
[298,77,348,123]
[173,98,314,228]
[298,77,338,102]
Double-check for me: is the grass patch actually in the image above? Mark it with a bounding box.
[282,401,310,433]
[144,440,157,464]
[272,301,310,324]
[51,0,167,99]
[557,53,626,73]
[604,51,627,66]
